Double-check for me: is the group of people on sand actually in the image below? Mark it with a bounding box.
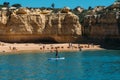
[54,43,80,58]
[0,41,98,54]
[54,43,95,58]
[9,46,17,51]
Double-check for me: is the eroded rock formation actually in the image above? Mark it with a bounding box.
[0,11,82,42]
[82,13,120,39]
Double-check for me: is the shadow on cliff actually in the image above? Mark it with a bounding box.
[2,37,58,44]
[76,37,120,50]
[117,17,120,35]
[100,38,120,50]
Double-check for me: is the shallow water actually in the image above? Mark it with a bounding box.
[0,50,120,80]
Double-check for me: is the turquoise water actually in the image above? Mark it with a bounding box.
[0,50,120,80]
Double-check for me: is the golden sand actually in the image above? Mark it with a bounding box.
[0,42,103,54]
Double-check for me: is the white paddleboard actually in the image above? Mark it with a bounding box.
[48,57,65,60]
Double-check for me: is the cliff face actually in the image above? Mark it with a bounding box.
[0,11,81,42]
[81,12,120,49]
[0,8,120,43]
[82,13,120,39]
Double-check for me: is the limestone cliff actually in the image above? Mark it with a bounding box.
[0,11,81,42]
[82,13,120,39]
[81,11,120,49]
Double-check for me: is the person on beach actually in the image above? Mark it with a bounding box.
[9,46,11,50]
[55,48,59,58]
[78,44,82,51]
[43,45,45,51]
[69,43,72,47]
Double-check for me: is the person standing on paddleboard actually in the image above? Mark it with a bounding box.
[55,47,59,58]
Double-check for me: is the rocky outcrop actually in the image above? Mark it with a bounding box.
[82,13,120,39]
[0,7,119,44]
[81,11,120,49]
[0,11,82,42]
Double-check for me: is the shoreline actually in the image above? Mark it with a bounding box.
[0,42,104,55]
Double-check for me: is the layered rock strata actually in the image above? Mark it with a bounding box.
[0,11,81,42]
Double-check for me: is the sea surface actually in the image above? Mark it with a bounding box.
[0,50,120,80]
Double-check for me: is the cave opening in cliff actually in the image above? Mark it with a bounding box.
[19,37,58,43]
[37,38,58,43]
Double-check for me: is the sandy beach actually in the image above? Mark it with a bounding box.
[0,42,103,54]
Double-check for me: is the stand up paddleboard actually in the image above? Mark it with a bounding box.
[48,57,65,60]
